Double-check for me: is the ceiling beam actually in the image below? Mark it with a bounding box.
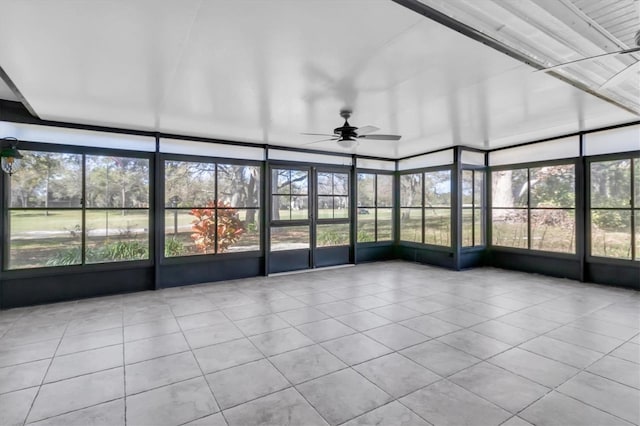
[0,66,39,119]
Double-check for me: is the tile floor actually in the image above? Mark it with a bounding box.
[0,261,638,426]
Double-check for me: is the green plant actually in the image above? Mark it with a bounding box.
[45,240,149,266]
[165,237,186,257]
[190,200,245,253]
[46,246,82,266]
[317,229,349,246]
[357,229,375,242]
[95,240,148,261]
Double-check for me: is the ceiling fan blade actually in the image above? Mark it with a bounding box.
[358,134,401,141]
[301,132,336,137]
[539,47,640,72]
[600,61,640,89]
[302,138,339,145]
[356,125,380,135]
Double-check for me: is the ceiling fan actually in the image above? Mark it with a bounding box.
[301,109,401,149]
[539,29,640,89]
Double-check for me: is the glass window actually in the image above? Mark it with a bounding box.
[271,169,308,221]
[317,172,349,220]
[270,226,310,251]
[357,173,394,243]
[400,173,422,243]
[317,223,350,247]
[7,150,150,269]
[492,164,575,253]
[424,170,451,247]
[589,157,638,260]
[165,160,261,257]
[462,170,485,247]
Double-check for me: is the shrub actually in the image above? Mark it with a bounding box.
[190,200,245,253]
[165,237,186,257]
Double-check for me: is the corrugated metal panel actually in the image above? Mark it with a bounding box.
[571,0,639,48]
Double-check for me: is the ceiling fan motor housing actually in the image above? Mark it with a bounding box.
[334,121,358,139]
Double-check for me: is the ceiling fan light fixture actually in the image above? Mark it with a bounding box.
[337,138,357,149]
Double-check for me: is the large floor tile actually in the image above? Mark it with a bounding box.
[315,301,363,317]
[184,412,227,426]
[520,335,602,368]
[0,339,58,368]
[437,329,511,359]
[342,401,430,426]
[347,295,390,310]
[126,377,218,426]
[496,312,561,334]
[369,304,422,322]
[557,372,640,424]
[470,320,538,346]
[0,359,49,394]
[223,388,327,426]
[56,328,122,356]
[520,391,632,426]
[587,355,640,389]
[399,315,461,338]
[124,332,190,364]
[124,317,181,342]
[249,327,314,356]
[297,368,391,426]
[206,359,289,409]
[488,348,578,388]
[365,324,429,351]
[429,308,488,327]
[449,362,549,413]
[321,333,392,365]
[193,338,263,373]
[569,316,639,341]
[234,314,290,336]
[547,326,625,353]
[335,311,392,331]
[297,319,356,342]
[401,340,481,377]
[28,367,124,423]
[610,342,640,364]
[0,387,38,426]
[29,398,124,426]
[400,380,511,426]
[457,301,512,319]
[177,311,229,330]
[126,351,202,395]
[270,345,346,384]
[45,344,123,383]
[354,353,440,397]
[277,307,329,326]
[183,322,244,348]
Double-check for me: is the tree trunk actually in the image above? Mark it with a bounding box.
[492,170,514,219]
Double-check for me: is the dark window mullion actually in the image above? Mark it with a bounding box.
[214,163,218,254]
[374,174,378,242]
[81,154,87,265]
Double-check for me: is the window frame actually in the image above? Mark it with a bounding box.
[488,158,578,256]
[3,141,153,272]
[356,169,395,244]
[399,165,453,249]
[586,152,639,263]
[160,153,263,261]
[461,167,486,248]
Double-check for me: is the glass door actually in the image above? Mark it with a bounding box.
[314,169,351,267]
[268,165,351,273]
[269,166,312,273]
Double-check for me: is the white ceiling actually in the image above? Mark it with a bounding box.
[0,0,637,159]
